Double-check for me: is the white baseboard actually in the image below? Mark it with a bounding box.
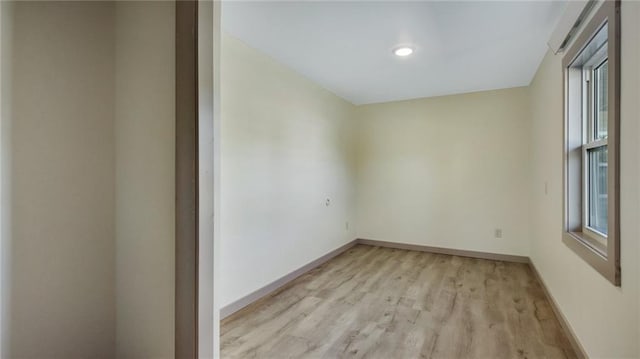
[528,260,589,359]
[357,238,529,263]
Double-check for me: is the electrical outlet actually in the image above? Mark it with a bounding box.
[345,221,349,230]
[325,198,331,206]
[495,228,503,238]
[544,181,549,195]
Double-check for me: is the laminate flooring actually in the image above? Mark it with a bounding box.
[221,244,577,359]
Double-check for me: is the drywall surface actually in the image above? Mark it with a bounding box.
[635,3,640,353]
[114,2,175,358]
[355,88,531,256]
[0,2,12,357]
[198,0,222,356]
[7,2,116,357]
[528,2,640,357]
[220,34,357,307]
[636,4,640,352]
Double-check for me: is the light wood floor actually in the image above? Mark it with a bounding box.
[221,244,577,359]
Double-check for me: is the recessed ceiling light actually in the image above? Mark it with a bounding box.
[393,47,413,57]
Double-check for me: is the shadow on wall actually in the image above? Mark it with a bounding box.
[0,2,177,358]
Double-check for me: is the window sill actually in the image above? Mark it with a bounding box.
[562,231,620,286]
[568,231,607,257]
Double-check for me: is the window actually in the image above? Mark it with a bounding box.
[563,0,620,286]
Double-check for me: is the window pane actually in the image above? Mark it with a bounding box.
[594,60,608,140]
[588,145,608,235]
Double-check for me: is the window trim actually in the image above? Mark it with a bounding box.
[562,0,620,286]
[582,54,608,247]
[582,141,607,250]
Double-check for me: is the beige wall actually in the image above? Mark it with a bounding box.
[114,2,175,358]
[6,2,116,357]
[0,2,177,357]
[529,2,640,357]
[220,34,358,307]
[0,1,636,357]
[0,2,12,357]
[355,88,531,256]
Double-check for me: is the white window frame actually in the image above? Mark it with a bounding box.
[581,51,608,248]
[562,0,620,286]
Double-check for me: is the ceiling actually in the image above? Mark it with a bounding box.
[222,1,566,105]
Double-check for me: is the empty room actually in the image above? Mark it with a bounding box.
[0,0,638,359]
[218,1,639,358]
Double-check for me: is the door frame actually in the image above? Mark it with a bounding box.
[175,1,220,357]
[175,0,199,357]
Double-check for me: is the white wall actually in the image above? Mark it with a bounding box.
[6,2,116,357]
[529,2,640,358]
[198,1,221,357]
[355,88,531,256]
[220,34,357,307]
[114,2,175,358]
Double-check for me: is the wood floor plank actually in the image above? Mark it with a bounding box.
[221,244,577,359]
